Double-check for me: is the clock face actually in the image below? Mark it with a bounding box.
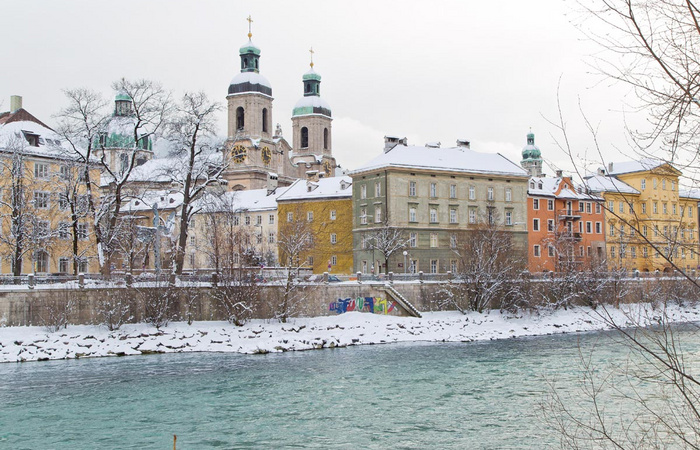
[261,146,271,165]
[323,160,332,176]
[232,145,247,163]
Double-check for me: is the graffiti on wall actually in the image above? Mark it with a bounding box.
[329,297,397,315]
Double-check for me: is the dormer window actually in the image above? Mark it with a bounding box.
[538,182,543,190]
[22,131,40,147]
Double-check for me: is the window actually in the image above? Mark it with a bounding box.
[307,256,314,266]
[672,203,677,215]
[35,250,49,273]
[690,207,694,218]
[236,107,244,130]
[653,178,658,189]
[608,200,614,211]
[487,207,495,225]
[653,202,658,214]
[287,212,293,222]
[619,201,624,213]
[59,257,69,274]
[269,214,275,224]
[547,199,554,211]
[487,187,494,201]
[609,224,615,236]
[505,188,512,202]
[410,232,417,248]
[360,208,367,225]
[268,232,275,244]
[324,128,329,150]
[548,245,555,257]
[505,210,512,226]
[450,208,457,224]
[469,186,475,200]
[245,216,251,226]
[663,203,668,215]
[430,233,438,248]
[641,203,647,214]
[586,203,592,214]
[681,206,685,217]
[672,181,676,191]
[643,247,648,258]
[256,234,262,244]
[58,194,68,210]
[641,179,646,190]
[59,165,71,180]
[579,201,584,212]
[34,163,49,179]
[307,211,314,222]
[468,208,476,224]
[189,253,196,267]
[662,179,666,190]
[330,210,336,221]
[262,108,268,133]
[256,215,262,226]
[620,224,625,236]
[450,184,457,199]
[450,234,457,248]
[611,246,616,258]
[58,222,70,239]
[360,184,367,199]
[409,207,417,222]
[374,206,382,223]
[34,191,49,209]
[409,181,416,196]
[330,233,337,244]
[409,260,417,274]
[533,198,539,210]
[375,181,381,197]
[430,208,438,223]
[301,127,309,148]
[450,260,458,274]
[596,222,602,234]
[547,219,554,232]
[595,203,601,214]
[533,218,540,231]
[233,216,240,226]
[533,245,541,257]
[430,259,438,274]
[642,225,647,236]
[430,183,437,198]
[77,223,88,240]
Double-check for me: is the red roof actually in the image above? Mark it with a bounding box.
[0,108,54,131]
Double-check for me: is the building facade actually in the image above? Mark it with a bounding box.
[351,138,529,275]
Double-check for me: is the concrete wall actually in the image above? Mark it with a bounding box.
[0,283,443,327]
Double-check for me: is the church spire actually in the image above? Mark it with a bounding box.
[239,16,261,74]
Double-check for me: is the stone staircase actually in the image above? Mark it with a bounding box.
[383,284,422,318]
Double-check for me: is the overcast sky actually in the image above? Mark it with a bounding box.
[1,0,640,176]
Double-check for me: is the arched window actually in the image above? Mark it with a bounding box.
[262,108,268,133]
[301,127,309,148]
[305,83,310,93]
[254,59,258,69]
[35,250,49,273]
[243,58,248,69]
[236,107,244,130]
[323,128,328,150]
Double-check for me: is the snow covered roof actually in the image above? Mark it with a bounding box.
[292,95,332,117]
[228,72,272,97]
[194,188,283,214]
[583,174,640,195]
[607,159,674,175]
[679,189,700,200]
[123,190,184,212]
[0,108,87,160]
[528,177,602,200]
[277,176,353,202]
[351,145,528,177]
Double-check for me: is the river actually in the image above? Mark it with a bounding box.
[0,327,697,449]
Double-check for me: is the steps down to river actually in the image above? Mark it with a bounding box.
[383,284,422,318]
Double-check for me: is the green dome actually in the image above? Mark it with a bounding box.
[302,69,322,82]
[239,40,261,56]
[115,92,131,102]
[521,131,541,161]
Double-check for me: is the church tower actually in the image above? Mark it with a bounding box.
[520,131,543,177]
[291,49,335,177]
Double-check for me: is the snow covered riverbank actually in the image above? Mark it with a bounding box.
[1,303,699,363]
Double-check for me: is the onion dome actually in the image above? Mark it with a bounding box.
[521,132,541,160]
[228,17,272,96]
[99,93,152,151]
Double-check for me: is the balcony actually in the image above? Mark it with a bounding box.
[561,232,583,241]
[558,209,582,220]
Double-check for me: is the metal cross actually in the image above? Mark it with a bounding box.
[309,47,314,67]
[247,15,253,38]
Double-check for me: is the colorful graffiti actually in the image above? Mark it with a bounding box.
[329,297,397,315]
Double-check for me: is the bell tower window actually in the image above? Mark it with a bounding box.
[262,108,268,133]
[301,127,309,148]
[236,107,245,131]
[305,83,311,94]
[323,128,328,150]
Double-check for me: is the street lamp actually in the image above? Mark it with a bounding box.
[403,250,408,275]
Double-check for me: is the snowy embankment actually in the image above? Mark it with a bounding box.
[1,303,699,363]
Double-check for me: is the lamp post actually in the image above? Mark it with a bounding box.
[403,250,408,275]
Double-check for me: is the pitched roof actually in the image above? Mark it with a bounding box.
[350,145,528,177]
[276,176,352,202]
[607,158,677,176]
[0,108,54,131]
[193,188,283,214]
[528,176,602,200]
[583,174,640,195]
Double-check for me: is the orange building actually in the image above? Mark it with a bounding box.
[527,176,606,272]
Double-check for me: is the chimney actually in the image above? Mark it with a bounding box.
[10,95,22,112]
[556,169,563,178]
[384,135,407,153]
[456,139,470,149]
[608,162,614,174]
[306,170,319,182]
[266,172,278,195]
[597,166,606,176]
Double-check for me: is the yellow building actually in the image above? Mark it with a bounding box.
[276,176,353,274]
[585,160,700,273]
[0,97,100,275]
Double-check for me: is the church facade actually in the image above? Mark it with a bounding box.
[222,26,338,192]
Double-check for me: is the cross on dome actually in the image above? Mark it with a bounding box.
[309,47,315,68]
[247,15,253,38]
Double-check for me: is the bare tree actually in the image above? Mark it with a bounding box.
[162,91,224,275]
[364,223,407,275]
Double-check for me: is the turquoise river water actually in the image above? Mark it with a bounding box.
[0,327,698,449]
